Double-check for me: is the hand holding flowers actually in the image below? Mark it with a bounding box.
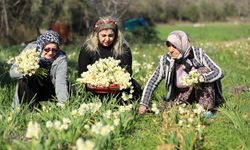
[8,48,47,78]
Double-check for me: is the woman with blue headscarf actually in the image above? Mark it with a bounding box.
[10,30,69,109]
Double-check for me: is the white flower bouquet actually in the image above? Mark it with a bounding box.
[180,69,201,87]
[8,48,47,77]
[77,57,132,94]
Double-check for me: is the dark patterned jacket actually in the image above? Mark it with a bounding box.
[140,47,224,107]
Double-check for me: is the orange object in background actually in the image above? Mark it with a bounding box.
[51,23,70,44]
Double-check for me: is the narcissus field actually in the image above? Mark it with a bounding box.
[0,22,249,150]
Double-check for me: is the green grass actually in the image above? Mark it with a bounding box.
[0,22,250,149]
[156,22,250,42]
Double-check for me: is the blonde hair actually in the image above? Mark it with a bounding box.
[84,29,129,57]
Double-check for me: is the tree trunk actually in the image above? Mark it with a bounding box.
[83,1,90,29]
[1,0,9,35]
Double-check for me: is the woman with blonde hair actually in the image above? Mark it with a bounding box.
[78,16,141,99]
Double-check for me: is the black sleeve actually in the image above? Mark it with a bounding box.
[120,44,133,75]
[78,46,93,77]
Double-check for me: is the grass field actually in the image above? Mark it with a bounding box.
[0,22,250,150]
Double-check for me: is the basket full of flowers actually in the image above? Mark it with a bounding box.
[77,57,132,95]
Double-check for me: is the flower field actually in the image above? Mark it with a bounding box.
[0,23,250,149]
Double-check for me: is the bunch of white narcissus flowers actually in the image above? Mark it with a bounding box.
[77,57,132,90]
[10,48,40,76]
[181,69,202,87]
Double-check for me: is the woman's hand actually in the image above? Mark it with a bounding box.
[139,105,147,115]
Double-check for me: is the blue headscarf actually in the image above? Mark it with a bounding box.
[36,30,60,52]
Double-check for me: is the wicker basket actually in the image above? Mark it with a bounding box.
[86,84,121,94]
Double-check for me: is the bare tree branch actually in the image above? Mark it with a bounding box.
[13,0,21,7]
[88,0,131,18]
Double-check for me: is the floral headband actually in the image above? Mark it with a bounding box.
[93,17,118,32]
[36,30,60,52]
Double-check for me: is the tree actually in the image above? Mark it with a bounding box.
[87,0,132,19]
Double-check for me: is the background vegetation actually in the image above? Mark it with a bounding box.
[0,0,249,44]
[0,23,250,149]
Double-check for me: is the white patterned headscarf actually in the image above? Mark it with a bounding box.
[36,30,60,52]
[166,30,191,58]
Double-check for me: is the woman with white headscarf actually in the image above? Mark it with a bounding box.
[139,30,224,117]
[10,30,69,109]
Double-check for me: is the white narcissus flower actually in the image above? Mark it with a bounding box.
[100,125,114,136]
[193,104,205,115]
[89,102,102,113]
[7,57,15,64]
[178,119,184,127]
[176,104,207,130]
[188,117,194,123]
[26,121,41,139]
[128,93,133,99]
[132,60,141,73]
[42,105,48,112]
[7,113,12,122]
[75,102,102,116]
[103,110,112,119]
[112,111,120,119]
[76,138,85,150]
[53,120,62,130]
[151,103,160,114]
[118,104,133,113]
[76,138,95,150]
[62,118,71,124]
[91,122,114,136]
[118,106,126,113]
[71,109,78,116]
[84,124,90,130]
[57,103,65,108]
[121,92,130,101]
[196,123,205,133]
[61,124,69,130]
[47,119,71,131]
[178,107,187,115]
[113,118,120,126]
[46,120,53,128]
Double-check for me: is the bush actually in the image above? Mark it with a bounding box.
[178,3,200,22]
[199,1,225,21]
[124,26,160,43]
